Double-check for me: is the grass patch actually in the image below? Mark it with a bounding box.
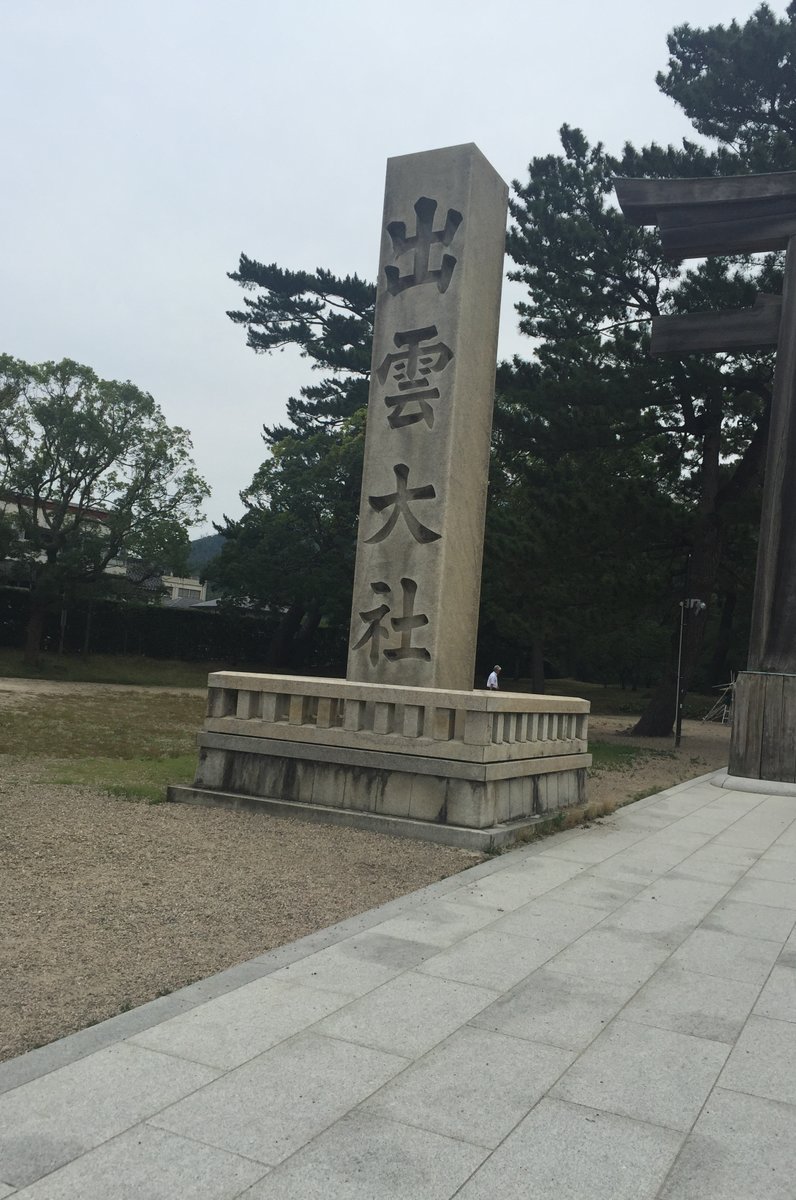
[1,690,203,803]
[512,796,622,848]
[0,648,228,688]
[628,785,669,803]
[43,754,197,803]
[589,740,676,772]
[0,691,205,759]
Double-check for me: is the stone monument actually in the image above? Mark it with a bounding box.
[169,144,590,849]
[348,145,506,691]
[615,170,796,785]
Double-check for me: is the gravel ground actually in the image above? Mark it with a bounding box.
[0,682,731,1065]
[0,761,479,1063]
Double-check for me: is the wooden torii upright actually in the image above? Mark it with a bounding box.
[615,171,796,784]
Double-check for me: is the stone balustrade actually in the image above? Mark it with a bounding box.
[172,672,591,846]
[204,672,588,765]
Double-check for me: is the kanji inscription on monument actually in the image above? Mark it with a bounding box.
[347,143,508,690]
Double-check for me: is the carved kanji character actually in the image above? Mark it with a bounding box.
[365,463,441,545]
[351,581,392,666]
[385,578,430,662]
[375,326,453,429]
[385,197,462,295]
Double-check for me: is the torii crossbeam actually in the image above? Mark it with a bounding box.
[615,171,796,784]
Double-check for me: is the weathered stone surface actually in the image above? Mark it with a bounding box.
[346,144,508,691]
[202,672,588,765]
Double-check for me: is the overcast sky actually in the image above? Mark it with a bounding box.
[1,0,785,534]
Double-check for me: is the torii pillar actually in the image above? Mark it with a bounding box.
[615,171,796,784]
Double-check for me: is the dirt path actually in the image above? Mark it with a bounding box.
[0,676,204,706]
[588,715,730,808]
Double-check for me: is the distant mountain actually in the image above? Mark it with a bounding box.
[188,532,224,572]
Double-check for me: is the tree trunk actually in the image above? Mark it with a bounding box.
[708,590,736,686]
[531,637,545,694]
[294,604,322,648]
[291,604,322,667]
[24,603,46,666]
[83,603,94,655]
[265,604,305,669]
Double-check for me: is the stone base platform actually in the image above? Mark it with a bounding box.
[169,672,591,849]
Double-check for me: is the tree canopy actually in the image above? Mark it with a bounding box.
[0,355,208,660]
[208,265,373,667]
[217,3,796,715]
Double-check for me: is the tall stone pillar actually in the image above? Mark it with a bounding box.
[346,144,508,691]
[172,144,592,850]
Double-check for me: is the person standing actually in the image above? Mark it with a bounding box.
[487,665,501,689]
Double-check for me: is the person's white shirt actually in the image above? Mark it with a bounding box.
[487,670,499,689]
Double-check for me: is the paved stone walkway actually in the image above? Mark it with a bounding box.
[2,771,796,1198]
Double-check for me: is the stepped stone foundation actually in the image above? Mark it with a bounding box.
[168,672,591,851]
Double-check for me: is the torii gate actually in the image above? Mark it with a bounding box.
[615,171,796,784]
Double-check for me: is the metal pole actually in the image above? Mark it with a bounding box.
[674,553,691,748]
[674,601,685,747]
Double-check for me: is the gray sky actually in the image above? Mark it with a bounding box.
[2,0,784,534]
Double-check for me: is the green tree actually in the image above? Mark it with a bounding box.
[0,355,208,662]
[219,4,796,701]
[209,263,373,666]
[485,358,684,690]
[658,1,796,172]
[507,2,796,734]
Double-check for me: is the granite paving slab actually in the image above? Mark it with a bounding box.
[621,964,762,1042]
[470,966,638,1051]
[237,1111,488,1199]
[542,871,646,911]
[314,970,497,1058]
[359,1025,574,1147]
[658,1087,796,1200]
[717,1014,796,1105]
[726,875,796,909]
[668,926,781,984]
[127,976,354,1071]
[9,1125,269,1200]
[702,898,796,941]
[542,926,672,989]
[414,927,558,991]
[454,1097,684,1200]
[4,771,796,1199]
[753,964,796,1021]
[488,894,605,944]
[452,857,585,911]
[0,1044,220,1188]
[266,931,439,996]
[549,1018,730,1131]
[150,1031,408,1166]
